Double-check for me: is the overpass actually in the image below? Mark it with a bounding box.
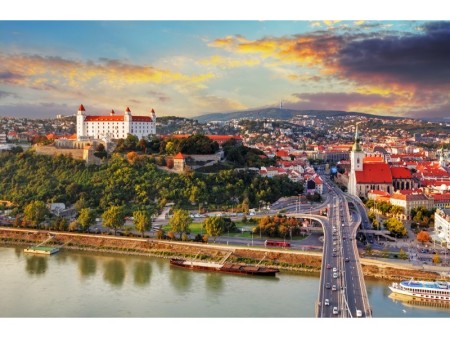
[287,176,372,318]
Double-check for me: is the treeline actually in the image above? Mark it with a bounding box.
[0,151,302,216]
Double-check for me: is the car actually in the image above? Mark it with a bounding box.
[326,283,331,289]
[333,272,338,279]
[324,299,330,306]
[326,264,331,269]
[356,309,362,317]
[333,267,337,272]
[332,284,337,291]
[345,257,350,262]
[333,307,338,315]
[342,223,345,227]
[332,253,337,257]
[333,248,337,252]
[333,241,337,246]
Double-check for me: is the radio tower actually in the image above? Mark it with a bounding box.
[279,100,283,109]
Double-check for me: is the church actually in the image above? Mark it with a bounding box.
[347,125,414,198]
[76,104,156,141]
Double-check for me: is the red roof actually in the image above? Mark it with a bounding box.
[355,162,393,184]
[174,152,185,160]
[132,116,152,122]
[276,150,289,157]
[363,156,384,163]
[126,107,131,112]
[84,115,152,122]
[85,116,124,122]
[390,167,412,179]
[79,104,85,111]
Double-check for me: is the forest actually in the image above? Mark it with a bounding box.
[0,150,303,217]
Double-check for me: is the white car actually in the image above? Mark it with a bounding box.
[324,299,330,306]
[332,267,337,273]
[333,307,338,315]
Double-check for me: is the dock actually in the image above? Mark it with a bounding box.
[24,233,60,255]
[24,246,60,255]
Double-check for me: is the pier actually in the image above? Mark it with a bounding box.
[24,233,60,255]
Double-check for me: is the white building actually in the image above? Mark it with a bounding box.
[76,104,156,141]
[435,208,450,248]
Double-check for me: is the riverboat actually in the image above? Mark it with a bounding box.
[389,278,450,301]
[169,258,279,277]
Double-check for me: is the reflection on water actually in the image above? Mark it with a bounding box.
[25,255,48,275]
[389,293,450,312]
[133,261,152,286]
[78,256,97,278]
[14,247,22,259]
[170,267,192,293]
[205,272,224,293]
[103,259,125,287]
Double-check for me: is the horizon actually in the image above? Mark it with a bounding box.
[1,19,449,120]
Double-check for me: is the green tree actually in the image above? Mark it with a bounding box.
[78,208,96,232]
[23,201,48,228]
[384,218,407,238]
[399,249,408,260]
[168,209,192,239]
[102,206,125,235]
[203,216,226,243]
[133,209,152,238]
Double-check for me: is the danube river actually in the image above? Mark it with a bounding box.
[1,246,449,318]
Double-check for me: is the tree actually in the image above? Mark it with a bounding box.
[203,216,226,243]
[102,206,125,235]
[168,209,192,239]
[383,218,407,238]
[23,201,48,228]
[432,253,442,264]
[416,230,431,244]
[399,249,408,260]
[133,209,152,238]
[78,208,96,232]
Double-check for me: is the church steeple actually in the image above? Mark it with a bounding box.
[352,123,362,152]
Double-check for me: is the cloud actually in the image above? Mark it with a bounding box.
[335,21,450,88]
[199,55,260,69]
[0,53,214,92]
[147,90,171,102]
[0,90,18,99]
[191,95,246,112]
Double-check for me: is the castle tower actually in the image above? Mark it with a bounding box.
[76,104,86,141]
[348,124,365,196]
[151,108,157,134]
[124,107,132,135]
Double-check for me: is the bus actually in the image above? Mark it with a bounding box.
[264,240,291,248]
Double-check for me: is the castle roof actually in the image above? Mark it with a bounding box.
[79,104,85,111]
[84,115,153,122]
[174,152,185,160]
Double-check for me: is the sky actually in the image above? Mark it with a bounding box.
[1,2,449,119]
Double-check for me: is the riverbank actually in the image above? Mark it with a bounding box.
[0,227,446,281]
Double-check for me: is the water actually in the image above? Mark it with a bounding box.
[0,246,449,318]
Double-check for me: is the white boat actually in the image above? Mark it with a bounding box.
[389,278,450,301]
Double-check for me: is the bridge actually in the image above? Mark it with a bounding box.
[286,176,372,318]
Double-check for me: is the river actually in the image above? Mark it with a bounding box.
[1,246,449,319]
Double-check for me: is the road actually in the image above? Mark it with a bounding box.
[316,175,371,318]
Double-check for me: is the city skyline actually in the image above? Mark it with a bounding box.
[0,20,449,119]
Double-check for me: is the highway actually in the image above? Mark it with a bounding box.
[315,175,371,318]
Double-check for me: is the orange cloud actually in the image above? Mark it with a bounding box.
[0,53,214,91]
[199,55,260,68]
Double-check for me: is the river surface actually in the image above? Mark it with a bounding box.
[1,246,449,318]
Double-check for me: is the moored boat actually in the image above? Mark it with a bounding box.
[389,278,450,301]
[170,258,279,276]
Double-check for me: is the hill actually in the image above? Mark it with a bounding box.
[194,108,400,123]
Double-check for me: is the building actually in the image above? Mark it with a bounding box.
[76,105,156,141]
[348,125,394,198]
[0,133,6,144]
[390,191,434,219]
[173,152,186,173]
[435,208,450,248]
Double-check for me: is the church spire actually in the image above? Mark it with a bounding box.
[352,123,362,152]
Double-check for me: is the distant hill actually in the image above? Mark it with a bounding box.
[193,108,400,123]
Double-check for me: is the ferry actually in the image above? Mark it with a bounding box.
[389,278,450,301]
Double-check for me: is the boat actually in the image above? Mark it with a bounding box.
[389,278,450,301]
[169,258,279,276]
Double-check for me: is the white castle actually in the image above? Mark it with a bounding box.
[76,104,156,141]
